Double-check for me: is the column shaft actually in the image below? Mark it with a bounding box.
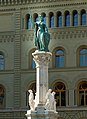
[32,51,52,106]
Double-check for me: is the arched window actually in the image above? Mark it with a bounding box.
[53,82,66,106]
[81,10,86,26]
[0,52,4,70]
[49,12,54,28]
[79,48,87,66]
[78,81,87,106]
[55,50,65,68]
[33,13,38,22]
[28,82,36,95]
[65,11,70,26]
[29,49,36,69]
[57,11,62,27]
[0,84,5,109]
[73,10,78,26]
[41,13,46,24]
[25,14,31,29]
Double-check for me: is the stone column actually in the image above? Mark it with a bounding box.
[32,51,52,107]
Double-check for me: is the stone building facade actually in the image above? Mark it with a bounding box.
[0,0,87,119]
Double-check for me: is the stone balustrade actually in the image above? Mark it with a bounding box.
[0,0,58,5]
[0,0,87,6]
[0,0,86,6]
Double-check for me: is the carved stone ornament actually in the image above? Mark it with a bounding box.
[32,51,52,67]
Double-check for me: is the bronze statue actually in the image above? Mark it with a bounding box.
[31,15,50,52]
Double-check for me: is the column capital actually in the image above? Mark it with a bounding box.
[32,51,52,67]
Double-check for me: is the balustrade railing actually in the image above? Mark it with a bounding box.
[0,0,86,6]
[0,0,58,5]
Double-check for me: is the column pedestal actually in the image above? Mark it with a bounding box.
[26,106,58,119]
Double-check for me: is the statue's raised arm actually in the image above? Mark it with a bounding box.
[31,15,50,52]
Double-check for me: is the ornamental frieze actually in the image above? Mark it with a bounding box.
[0,34,15,42]
[21,29,87,42]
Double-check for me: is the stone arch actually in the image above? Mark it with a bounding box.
[48,12,54,28]
[74,73,87,89]
[79,7,87,13]
[64,10,70,26]
[56,11,62,27]
[76,45,87,67]
[50,43,69,55]
[70,7,80,12]
[27,81,36,93]
[50,75,69,90]
[73,42,87,54]
[0,49,8,58]
[73,74,87,106]
[52,80,66,107]
[33,13,38,22]
[52,47,65,68]
[21,10,31,29]
[25,13,31,29]
[51,45,69,68]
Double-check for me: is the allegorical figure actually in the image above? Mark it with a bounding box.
[28,90,35,111]
[31,15,50,52]
[45,89,53,110]
[51,91,56,112]
[45,89,56,112]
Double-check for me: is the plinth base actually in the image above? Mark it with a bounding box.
[26,107,58,119]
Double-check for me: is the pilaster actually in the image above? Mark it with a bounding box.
[54,12,57,27]
[46,15,49,28]
[69,89,74,106]
[62,13,65,27]
[70,12,73,26]
[78,11,81,26]
[14,8,21,108]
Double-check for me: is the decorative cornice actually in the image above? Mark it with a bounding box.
[0,0,87,9]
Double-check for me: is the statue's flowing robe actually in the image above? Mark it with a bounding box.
[34,22,50,52]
